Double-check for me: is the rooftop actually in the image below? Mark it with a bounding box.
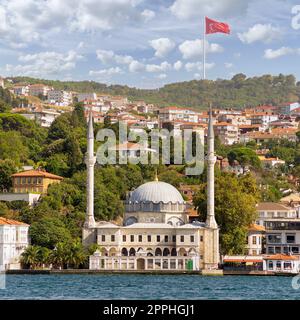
[12,169,63,180]
[256,202,293,211]
[0,217,29,226]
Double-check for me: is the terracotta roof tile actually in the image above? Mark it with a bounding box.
[0,217,29,226]
[12,170,63,180]
[265,254,298,261]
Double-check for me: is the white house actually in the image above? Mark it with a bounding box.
[0,217,29,270]
[34,109,61,127]
[263,254,300,274]
[48,90,73,106]
[77,93,98,102]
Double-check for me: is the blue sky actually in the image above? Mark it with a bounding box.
[0,0,300,88]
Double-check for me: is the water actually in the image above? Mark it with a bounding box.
[0,274,299,300]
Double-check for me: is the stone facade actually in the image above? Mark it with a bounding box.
[83,108,220,272]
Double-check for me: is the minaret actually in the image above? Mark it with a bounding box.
[206,104,218,229]
[84,112,96,228]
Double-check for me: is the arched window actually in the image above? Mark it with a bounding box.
[155,248,162,256]
[121,248,128,256]
[163,248,170,256]
[129,248,136,256]
[171,248,177,256]
[124,216,138,226]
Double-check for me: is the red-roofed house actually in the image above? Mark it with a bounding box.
[0,217,29,270]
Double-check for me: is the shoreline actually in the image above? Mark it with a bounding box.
[4,269,297,276]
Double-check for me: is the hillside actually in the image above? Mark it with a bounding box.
[8,73,300,109]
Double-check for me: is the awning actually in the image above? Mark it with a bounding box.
[224,259,263,263]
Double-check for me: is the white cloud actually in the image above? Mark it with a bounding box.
[89,67,123,76]
[5,50,82,77]
[96,50,115,64]
[225,62,233,68]
[194,73,201,79]
[185,62,215,72]
[71,0,148,32]
[170,0,250,20]
[141,9,155,22]
[146,61,172,73]
[129,60,145,72]
[157,73,167,79]
[173,60,183,71]
[0,0,152,47]
[263,47,298,59]
[96,49,133,65]
[179,39,223,59]
[149,38,175,58]
[238,24,282,44]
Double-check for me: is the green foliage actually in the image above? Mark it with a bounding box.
[0,159,17,191]
[227,147,261,172]
[0,87,27,112]
[10,74,300,109]
[29,217,72,249]
[0,131,29,164]
[193,173,260,255]
[158,169,184,187]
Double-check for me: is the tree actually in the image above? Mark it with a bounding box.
[0,159,17,191]
[158,169,184,188]
[0,131,29,164]
[227,147,261,173]
[66,239,87,268]
[193,173,260,254]
[21,246,42,269]
[29,217,72,249]
[50,242,69,269]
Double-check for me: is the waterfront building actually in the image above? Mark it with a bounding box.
[0,217,29,270]
[246,224,265,256]
[83,108,220,272]
[263,254,299,273]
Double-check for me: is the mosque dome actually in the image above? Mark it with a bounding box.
[129,181,184,204]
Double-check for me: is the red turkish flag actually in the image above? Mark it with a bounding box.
[205,17,230,35]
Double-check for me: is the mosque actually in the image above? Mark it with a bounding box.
[82,110,220,272]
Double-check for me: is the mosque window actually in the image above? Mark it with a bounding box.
[123,235,126,242]
[164,235,168,243]
[157,235,161,242]
[138,235,143,242]
[180,235,184,242]
[111,235,115,242]
[172,235,176,242]
[147,235,151,242]
[200,236,203,242]
[130,235,134,242]
[190,235,195,243]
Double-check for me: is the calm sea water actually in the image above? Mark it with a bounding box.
[0,274,300,300]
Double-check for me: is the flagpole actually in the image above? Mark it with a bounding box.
[203,16,206,80]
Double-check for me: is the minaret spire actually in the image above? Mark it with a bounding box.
[84,111,96,228]
[206,104,218,229]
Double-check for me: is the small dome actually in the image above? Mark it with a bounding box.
[129,181,184,204]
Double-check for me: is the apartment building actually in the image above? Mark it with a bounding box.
[213,122,239,145]
[48,90,73,106]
